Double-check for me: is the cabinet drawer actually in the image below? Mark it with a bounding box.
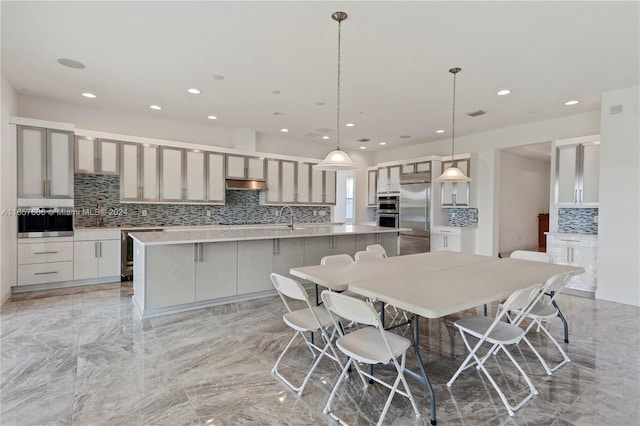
[74,229,121,241]
[18,261,74,285]
[431,226,462,236]
[18,241,73,264]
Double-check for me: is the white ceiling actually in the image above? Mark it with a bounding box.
[2,1,638,152]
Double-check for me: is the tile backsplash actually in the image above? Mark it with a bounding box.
[73,174,331,227]
[558,208,598,234]
[447,208,478,227]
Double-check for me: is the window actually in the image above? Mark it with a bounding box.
[345,176,354,224]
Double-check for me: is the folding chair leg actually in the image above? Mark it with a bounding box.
[324,358,353,419]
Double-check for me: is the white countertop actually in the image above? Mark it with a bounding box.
[545,232,598,238]
[129,224,406,246]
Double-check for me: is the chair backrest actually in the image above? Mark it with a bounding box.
[321,290,380,327]
[270,273,309,313]
[354,250,385,262]
[510,250,553,263]
[366,244,387,258]
[321,254,354,265]
[541,271,574,298]
[497,284,544,325]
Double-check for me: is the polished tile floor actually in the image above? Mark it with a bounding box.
[1,282,638,425]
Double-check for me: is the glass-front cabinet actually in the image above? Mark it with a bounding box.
[555,136,600,207]
[440,159,470,207]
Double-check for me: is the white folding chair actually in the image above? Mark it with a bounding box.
[354,250,385,262]
[321,290,420,426]
[270,273,343,396]
[447,284,543,416]
[366,244,388,257]
[321,254,354,265]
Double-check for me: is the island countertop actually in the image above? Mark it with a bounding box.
[129,224,407,246]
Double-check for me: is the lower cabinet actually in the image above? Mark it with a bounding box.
[17,237,74,286]
[196,242,238,301]
[146,244,196,309]
[73,230,121,280]
[431,226,476,253]
[237,240,273,294]
[547,234,597,292]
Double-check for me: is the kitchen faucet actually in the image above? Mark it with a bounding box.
[95,203,103,227]
[279,205,294,229]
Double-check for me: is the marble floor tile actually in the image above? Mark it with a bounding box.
[0,282,638,425]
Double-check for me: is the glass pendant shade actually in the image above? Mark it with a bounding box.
[436,165,471,182]
[314,149,358,171]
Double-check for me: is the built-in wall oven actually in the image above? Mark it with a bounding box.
[18,207,74,238]
[121,228,164,279]
[378,213,399,228]
[377,195,399,228]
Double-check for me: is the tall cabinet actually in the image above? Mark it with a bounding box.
[555,135,600,206]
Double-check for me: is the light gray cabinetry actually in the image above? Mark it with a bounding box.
[184,149,206,202]
[555,137,600,206]
[207,152,225,204]
[377,166,401,193]
[237,239,273,294]
[195,242,238,301]
[145,244,196,309]
[431,226,475,253]
[264,159,297,204]
[296,163,312,204]
[547,234,597,292]
[17,236,74,286]
[367,170,377,206]
[73,229,121,281]
[120,142,140,201]
[75,137,119,175]
[440,159,470,206]
[141,144,160,202]
[17,125,74,200]
[226,154,265,181]
[160,146,184,202]
[272,238,305,276]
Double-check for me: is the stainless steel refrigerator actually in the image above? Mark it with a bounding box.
[399,173,430,252]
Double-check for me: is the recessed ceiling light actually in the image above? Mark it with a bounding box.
[57,58,85,69]
[187,88,201,94]
[436,129,445,134]
[322,136,330,140]
[212,74,225,80]
[280,128,289,132]
[81,92,96,98]
[565,100,580,106]
[379,142,387,145]
[346,123,355,127]
[497,89,511,96]
[360,146,366,150]
[150,105,162,110]
[207,115,217,120]
[399,135,411,139]
[272,90,281,95]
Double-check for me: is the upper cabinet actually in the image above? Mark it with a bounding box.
[440,159,471,207]
[367,169,377,206]
[226,154,265,181]
[75,137,119,175]
[119,143,160,202]
[377,165,401,194]
[160,146,184,202]
[555,135,600,207]
[263,160,335,205]
[17,125,74,200]
[206,152,225,204]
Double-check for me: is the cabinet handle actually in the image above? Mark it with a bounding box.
[193,243,199,262]
[42,180,46,196]
[35,271,58,275]
[95,242,99,258]
[579,189,583,204]
[99,242,103,258]
[441,230,451,233]
[198,243,203,262]
[570,247,574,263]
[34,251,58,255]
[453,193,457,205]
[574,189,578,204]
[566,247,570,262]
[561,239,580,242]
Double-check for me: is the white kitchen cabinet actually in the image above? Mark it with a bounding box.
[207,152,225,204]
[237,239,273,294]
[184,150,206,202]
[431,226,475,253]
[160,146,184,202]
[17,125,74,200]
[331,235,356,256]
[555,136,600,206]
[145,244,196,309]
[303,236,331,266]
[141,144,160,202]
[73,230,121,281]
[75,137,120,175]
[546,233,597,292]
[367,170,377,206]
[195,242,238,301]
[272,238,305,276]
[264,159,296,204]
[324,171,337,204]
[120,142,140,201]
[296,163,311,204]
[378,232,399,257]
[440,159,471,207]
[311,168,324,204]
[415,161,431,173]
[377,166,401,194]
[226,154,265,181]
[17,236,74,286]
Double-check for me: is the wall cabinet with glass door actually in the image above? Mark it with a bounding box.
[206,152,225,204]
[264,159,297,204]
[440,159,471,207]
[226,154,265,181]
[377,165,401,193]
[263,161,335,205]
[17,125,74,201]
[120,143,160,202]
[401,161,431,175]
[75,137,120,175]
[367,169,377,206]
[555,136,600,206]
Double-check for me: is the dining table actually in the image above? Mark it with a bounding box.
[289,251,584,425]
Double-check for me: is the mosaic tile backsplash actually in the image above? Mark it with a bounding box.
[73,174,331,227]
[447,208,478,227]
[558,208,598,234]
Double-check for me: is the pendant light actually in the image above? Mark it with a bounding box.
[436,67,470,182]
[314,11,359,171]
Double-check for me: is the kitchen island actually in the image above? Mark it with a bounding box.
[130,225,403,318]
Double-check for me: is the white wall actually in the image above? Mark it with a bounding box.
[498,151,550,253]
[374,111,600,255]
[596,86,640,306]
[1,73,18,306]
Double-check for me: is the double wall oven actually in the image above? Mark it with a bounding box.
[377,195,399,228]
[18,207,74,238]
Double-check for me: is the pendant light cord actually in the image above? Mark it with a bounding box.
[451,70,457,164]
[336,19,342,151]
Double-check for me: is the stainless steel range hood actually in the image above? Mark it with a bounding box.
[225,179,268,191]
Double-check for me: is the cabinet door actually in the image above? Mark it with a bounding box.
[281,160,296,204]
[207,152,225,203]
[303,236,331,266]
[415,161,431,173]
[272,238,305,276]
[74,241,99,280]
[367,170,377,206]
[160,147,184,202]
[401,164,415,175]
[379,233,399,257]
[121,142,140,201]
[196,242,237,301]
[98,239,121,277]
[237,240,273,294]
[377,168,389,193]
[141,145,159,201]
[556,145,579,205]
[440,161,455,206]
[17,126,47,198]
[580,143,600,205]
[265,159,280,203]
[226,154,246,179]
[98,139,120,175]
[324,171,336,204]
[184,150,206,202]
[311,168,324,203]
[331,235,356,256]
[75,136,96,173]
[453,160,470,206]
[446,234,462,252]
[388,166,401,192]
[247,157,265,180]
[46,129,74,199]
[430,234,446,251]
[297,163,311,204]
[355,233,377,253]
[146,244,196,309]
[568,245,597,291]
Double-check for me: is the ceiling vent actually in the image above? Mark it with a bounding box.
[466,110,486,117]
[357,138,370,142]
[609,105,623,114]
[316,128,333,133]
[304,132,320,137]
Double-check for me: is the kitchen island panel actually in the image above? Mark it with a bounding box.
[196,242,238,301]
